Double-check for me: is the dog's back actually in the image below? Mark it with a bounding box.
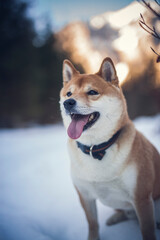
[60,57,160,240]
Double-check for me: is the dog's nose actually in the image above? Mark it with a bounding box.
[63,98,76,111]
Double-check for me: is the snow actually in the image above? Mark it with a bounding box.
[0,115,160,240]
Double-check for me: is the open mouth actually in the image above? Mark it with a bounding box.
[67,112,100,139]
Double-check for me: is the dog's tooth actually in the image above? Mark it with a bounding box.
[89,114,94,122]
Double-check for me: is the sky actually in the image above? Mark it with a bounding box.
[27,0,135,31]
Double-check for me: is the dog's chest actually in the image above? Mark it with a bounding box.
[73,176,133,209]
[69,140,131,182]
[69,141,137,209]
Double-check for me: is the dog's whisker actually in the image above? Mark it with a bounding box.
[105,114,112,122]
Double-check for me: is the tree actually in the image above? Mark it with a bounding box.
[139,0,160,62]
[0,0,63,127]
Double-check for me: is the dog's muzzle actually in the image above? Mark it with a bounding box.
[63,98,76,112]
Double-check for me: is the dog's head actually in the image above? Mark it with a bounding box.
[60,57,128,143]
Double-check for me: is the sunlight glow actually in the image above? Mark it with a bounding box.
[90,16,105,29]
[108,2,145,29]
[115,62,129,84]
[70,24,103,72]
[113,26,139,59]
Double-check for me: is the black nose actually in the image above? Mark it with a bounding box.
[63,98,76,111]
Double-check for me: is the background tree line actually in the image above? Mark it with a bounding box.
[0,0,159,128]
[0,0,65,127]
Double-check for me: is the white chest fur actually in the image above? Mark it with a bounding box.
[68,131,137,210]
[72,163,137,210]
[68,130,134,182]
[73,175,135,210]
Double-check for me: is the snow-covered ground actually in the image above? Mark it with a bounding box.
[0,115,160,240]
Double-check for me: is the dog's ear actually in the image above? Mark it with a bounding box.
[97,58,119,86]
[63,60,79,85]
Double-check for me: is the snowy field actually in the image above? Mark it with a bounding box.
[0,115,160,240]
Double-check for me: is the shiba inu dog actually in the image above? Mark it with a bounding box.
[60,57,160,240]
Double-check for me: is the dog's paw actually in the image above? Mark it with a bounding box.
[106,211,128,226]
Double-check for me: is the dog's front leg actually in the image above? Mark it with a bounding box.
[76,187,100,240]
[134,196,156,240]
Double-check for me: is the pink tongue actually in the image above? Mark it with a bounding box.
[67,115,90,139]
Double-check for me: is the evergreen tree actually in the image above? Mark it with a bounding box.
[0,0,63,127]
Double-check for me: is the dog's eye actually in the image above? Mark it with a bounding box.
[87,90,99,95]
[66,91,72,97]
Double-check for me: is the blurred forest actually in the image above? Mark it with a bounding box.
[0,0,65,128]
[0,0,160,128]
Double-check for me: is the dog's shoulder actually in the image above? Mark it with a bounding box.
[128,128,160,200]
[129,129,160,166]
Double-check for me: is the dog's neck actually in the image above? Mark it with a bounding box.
[76,128,122,160]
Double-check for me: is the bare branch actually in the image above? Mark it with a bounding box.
[140,0,160,18]
[157,56,160,62]
[150,47,160,62]
[139,14,160,39]
[151,47,160,55]
[138,0,160,62]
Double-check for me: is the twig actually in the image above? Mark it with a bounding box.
[138,0,160,62]
[151,47,160,62]
[140,0,160,18]
[139,14,160,39]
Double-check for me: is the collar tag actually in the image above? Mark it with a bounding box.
[89,145,94,158]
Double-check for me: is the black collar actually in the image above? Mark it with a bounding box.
[76,129,122,160]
